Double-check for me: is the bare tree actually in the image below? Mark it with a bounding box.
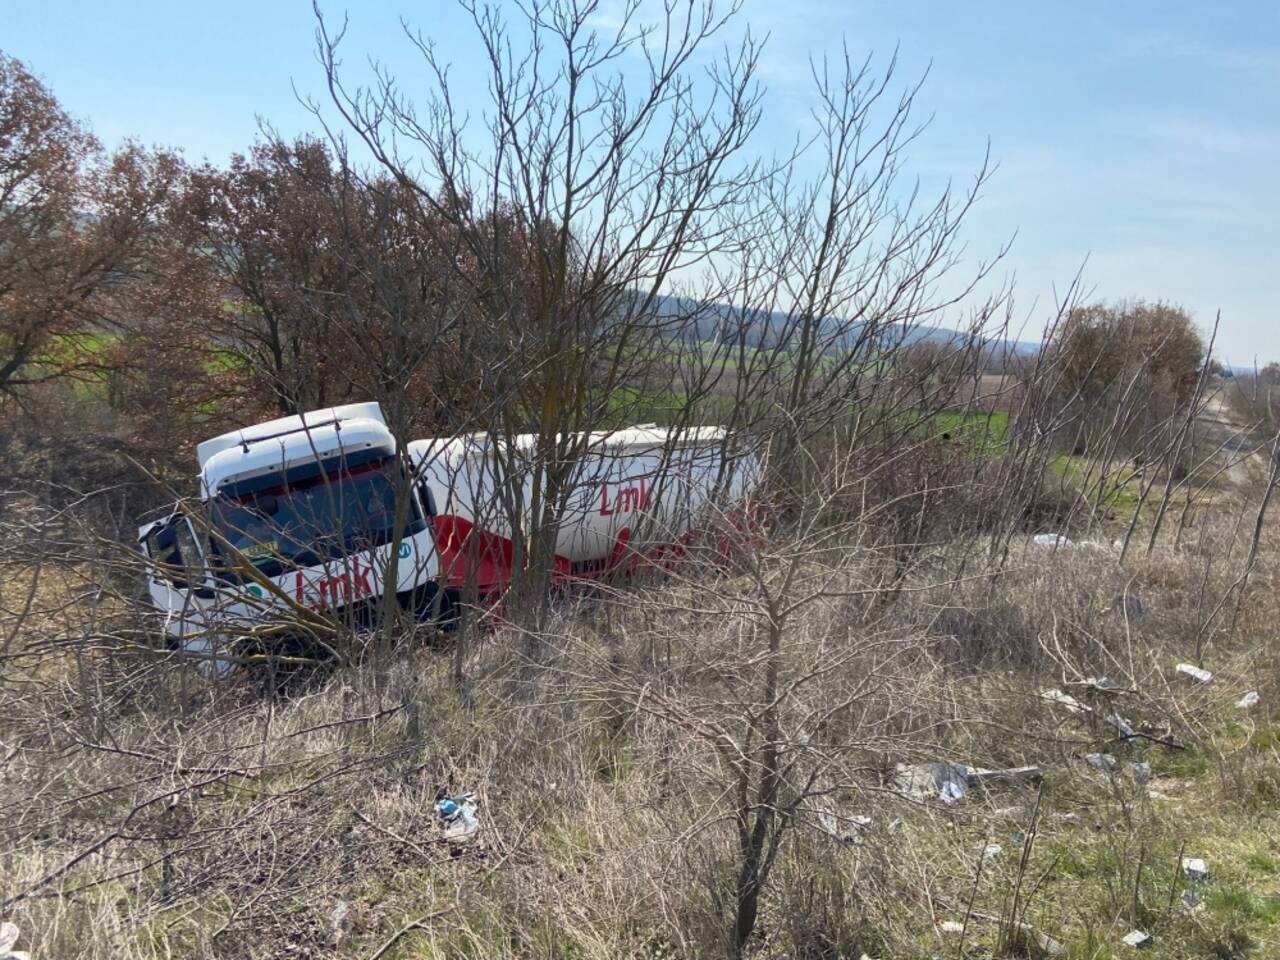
[314,0,770,616]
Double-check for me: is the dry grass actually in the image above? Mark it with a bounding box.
[3,492,1280,959]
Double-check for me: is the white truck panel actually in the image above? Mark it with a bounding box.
[196,401,386,469]
[409,427,758,564]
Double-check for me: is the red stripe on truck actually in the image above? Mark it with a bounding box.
[431,506,753,597]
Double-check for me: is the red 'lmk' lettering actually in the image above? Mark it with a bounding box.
[293,555,377,609]
[600,478,649,516]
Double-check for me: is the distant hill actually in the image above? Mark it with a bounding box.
[647,292,1040,361]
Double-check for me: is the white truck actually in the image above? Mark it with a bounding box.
[139,402,756,661]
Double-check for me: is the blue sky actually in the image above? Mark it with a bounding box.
[5,1,1277,362]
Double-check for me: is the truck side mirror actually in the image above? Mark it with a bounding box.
[418,481,437,517]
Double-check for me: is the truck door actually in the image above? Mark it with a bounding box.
[139,511,212,633]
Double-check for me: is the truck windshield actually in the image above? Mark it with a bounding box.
[210,457,423,579]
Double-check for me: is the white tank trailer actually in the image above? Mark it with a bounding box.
[138,402,758,661]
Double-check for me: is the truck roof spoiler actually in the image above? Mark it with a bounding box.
[195,401,386,468]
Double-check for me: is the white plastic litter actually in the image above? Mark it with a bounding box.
[1122,929,1153,948]
[1110,713,1137,741]
[1077,676,1118,692]
[435,791,480,846]
[1043,688,1135,740]
[938,920,966,936]
[966,765,1043,787]
[1041,688,1088,715]
[0,922,28,960]
[1044,691,1136,742]
[815,808,872,843]
[1086,752,1117,776]
[893,762,970,803]
[1032,533,1073,548]
[894,761,1040,804]
[1175,663,1213,684]
[1237,691,1260,709]
[1182,857,1210,881]
[1038,933,1067,957]
[977,842,1003,861]
[329,901,350,948]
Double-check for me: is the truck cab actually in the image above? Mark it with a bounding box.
[139,402,439,664]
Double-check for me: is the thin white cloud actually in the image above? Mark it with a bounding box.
[1139,114,1280,158]
[1114,30,1280,82]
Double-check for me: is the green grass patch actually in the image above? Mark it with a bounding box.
[204,348,246,375]
[1206,885,1280,923]
[931,409,1010,456]
[1246,850,1279,873]
[1148,743,1214,780]
[603,385,688,427]
[1050,453,1144,520]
